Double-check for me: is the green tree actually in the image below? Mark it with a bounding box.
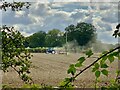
[65,22,96,47]
[24,37,30,48]
[28,31,46,48]
[45,29,65,47]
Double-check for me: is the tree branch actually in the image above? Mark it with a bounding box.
[11,66,20,76]
[11,65,34,84]
[64,46,120,87]
[74,46,120,79]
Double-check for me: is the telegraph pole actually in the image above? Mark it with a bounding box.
[118,26,120,78]
[66,31,68,55]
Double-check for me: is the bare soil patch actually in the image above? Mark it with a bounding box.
[2,53,118,87]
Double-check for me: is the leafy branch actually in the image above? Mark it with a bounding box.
[0,1,31,11]
[74,46,120,79]
[61,46,120,87]
[1,25,33,84]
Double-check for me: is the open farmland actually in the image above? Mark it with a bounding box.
[2,53,118,88]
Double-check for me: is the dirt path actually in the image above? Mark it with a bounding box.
[2,53,118,87]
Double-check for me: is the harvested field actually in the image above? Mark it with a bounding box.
[2,53,118,88]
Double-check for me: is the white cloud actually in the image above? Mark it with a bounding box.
[2,2,119,44]
[29,3,51,17]
[2,10,32,25]
[99,4,111,10]
[100,6,118,23]
[98,32,118,44]
[53,0,90,2]
[97,21,112,32]
[71,9,86,20]
[15,11,26,17]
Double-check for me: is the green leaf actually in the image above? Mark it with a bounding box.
[59,80,68,87]
[101,69,108,76]
[65,77,75,82]
[21,66,28,71]
[16,62,21,66]
[108,54,114,63]
[101,86,107,90]
[67,64,76,75]
[65,78,71,82]
[118,55,120,60]
[92,67,97,72]
[102,56,107,61]
[67,68,72,74]
[116,70,120,75]
[75,62,82,67]
[101,63,109,68]
[94,63,99,70]
[70,64,74,68]
[102,51,108,54]
[71,67,76,75]
[85,50,93,58]
[100,60,104,65]
[114,51,120,59]
[95,70,101,78]
[78,57,85,64]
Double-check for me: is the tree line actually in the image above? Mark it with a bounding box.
[24,22,96,48]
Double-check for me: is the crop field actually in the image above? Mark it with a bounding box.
[2,53,118,88]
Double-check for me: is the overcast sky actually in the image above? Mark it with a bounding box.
[1,1,119,44]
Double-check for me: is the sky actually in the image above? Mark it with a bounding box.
[3,0,120,2]
[1,0,120,44]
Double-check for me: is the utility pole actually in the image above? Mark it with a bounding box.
[118,27,120,78]
[66,31,68,55]
[118,26,120,74]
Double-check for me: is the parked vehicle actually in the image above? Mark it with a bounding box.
[46,48,56,54]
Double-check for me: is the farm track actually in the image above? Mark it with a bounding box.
[2,53,118,88]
